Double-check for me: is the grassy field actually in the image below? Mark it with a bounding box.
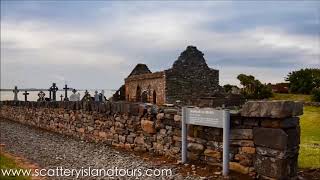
[271,93,312,102]
[299,106,320,169]
[0,153,30,180]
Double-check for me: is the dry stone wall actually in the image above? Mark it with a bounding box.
[0,100,302,179]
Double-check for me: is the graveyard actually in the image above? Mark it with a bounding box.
[1,45,317,180]
[1,1,319,180]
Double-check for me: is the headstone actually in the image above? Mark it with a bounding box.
[63,84,70,101]
[48,88,52,100]
[13,86,19,101]
[60,94,64,101]
[77,93,81,101]
[70,89,79,101]
[81,90,92,102]
[37,91,46,102]
[49,83,58,101]
[100,90,105,102]
[23,91,29,102]
[94,91,99,102]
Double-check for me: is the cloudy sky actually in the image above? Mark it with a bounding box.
[1,1,319,90]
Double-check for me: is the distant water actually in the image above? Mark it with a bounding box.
[0,90,115,101]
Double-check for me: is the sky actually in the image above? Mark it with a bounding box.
[1,1,319,90]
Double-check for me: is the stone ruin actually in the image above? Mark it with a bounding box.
[113,46,243,107]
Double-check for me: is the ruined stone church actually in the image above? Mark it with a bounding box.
[113,46,223,105]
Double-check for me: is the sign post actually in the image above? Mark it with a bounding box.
[181,107,230,176]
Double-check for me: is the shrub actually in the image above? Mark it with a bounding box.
[311,88,320,102]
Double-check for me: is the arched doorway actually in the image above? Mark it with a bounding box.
[136,86,141,102]
[153,90,157,104]
[141,91,148,103]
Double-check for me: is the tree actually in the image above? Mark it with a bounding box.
[237,74,272,99]
[223,84,239,93]
[286,68,320,94]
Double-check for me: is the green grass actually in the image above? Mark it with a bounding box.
[298,106,320,169]
[271,93,312,102]
[0,153,30,180]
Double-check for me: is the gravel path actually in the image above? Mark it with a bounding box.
[0,118,197,180]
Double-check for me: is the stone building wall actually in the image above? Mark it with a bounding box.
[165,46,222,104]
[122,46,224,105]
[0,100,302,179]
[125,72,166,105]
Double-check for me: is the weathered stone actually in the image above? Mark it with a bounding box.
[187,151,200,161]
[229,162,249,174]
[77,128,85,133]
[156,113,165,120]
[253,127,288,150]
[286,127,300,149]
[187,143,204,154]
[126,135,134,144]
[174,115,181,122]
[239,147,256,154]
[134,136,144,145]
[207,141,222,150]
[141,120,156,134]
[230,140,254,147]
[163,108,178,114]
[241,101,303,118]
[159,129,166,135]
[153,142,164,151]
[98,131,106,138]
[230,129,253,140]
[242,119,259,126]
[261,117,299,128]
[254,155,290,178]
[119,135,126,143]
[256,146,285,159]
[204,149,221,159]
[235,154,253,166]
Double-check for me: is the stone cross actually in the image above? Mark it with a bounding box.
[63,84,70,101]
[37,91,46,102]
[60,94,64,101]
[94,90,99,102]
[13,86,19,101]
[23,91,29,102]
[49,83,58,101]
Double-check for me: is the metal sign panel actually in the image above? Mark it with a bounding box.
[185,108,224,128]
[181,107,230,177]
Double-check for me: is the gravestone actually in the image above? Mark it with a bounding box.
[23,91,29,102]
[94,91,99,102]
[37,91,46,102]
[48,88,52,100]
[60,94,64,101]
[70,89,79,101]
[13,86,19,101]
[81,90,92,102]
[100,90,105,102]
[49,83,58,101]
[63,84,70,101]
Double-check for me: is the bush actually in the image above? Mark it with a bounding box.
[237,74,272,99]
[286,68,320,94]
[311,88,320,102]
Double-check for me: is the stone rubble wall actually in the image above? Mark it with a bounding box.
[0,100,303,179]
